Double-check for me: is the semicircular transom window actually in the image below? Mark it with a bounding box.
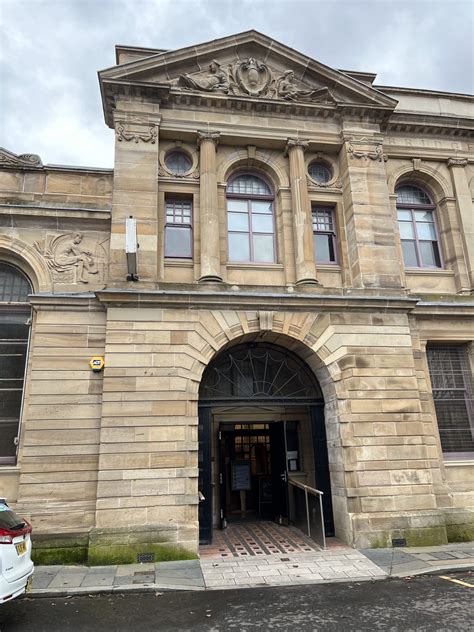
[0,263,32,302]
[226,174,276,263]
[227,174,272,196]
[396,184,432,205]
[200,343,323,402]
[308,162,331,184]
[165,151,192,175]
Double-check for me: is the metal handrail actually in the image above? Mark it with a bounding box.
[288,477,323,496]
[288,476,326,548]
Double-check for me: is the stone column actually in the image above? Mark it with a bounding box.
[285,138,319,285]
[197,130,222,282]
[447,158,473,292]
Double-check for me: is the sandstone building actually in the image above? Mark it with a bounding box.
[0,31,473,563]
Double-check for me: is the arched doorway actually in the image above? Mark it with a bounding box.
[198,342,334,544]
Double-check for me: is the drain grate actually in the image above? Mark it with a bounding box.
[137,552,155,563]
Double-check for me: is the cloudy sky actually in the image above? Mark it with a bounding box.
[1,0,473,168]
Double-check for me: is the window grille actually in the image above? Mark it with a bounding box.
[427,345,474,455]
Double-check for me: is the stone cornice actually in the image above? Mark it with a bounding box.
[0,204,111,220]
[94,288,419,313]
[28,293,104,312]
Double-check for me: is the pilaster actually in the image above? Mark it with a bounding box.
[285,138,319,285]
[447,158,473,292]
[109,105,161,286]
[340,133,404,290]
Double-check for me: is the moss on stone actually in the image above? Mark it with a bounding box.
[87,543,197,566]
[32,546,88,566]
[370,526,447,549]
[446,522,474,543]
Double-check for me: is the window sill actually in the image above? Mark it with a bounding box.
[444,459,474,466]
[316,264,341,272]
[164,259,194,267]
[226,262,284,271]
[405,268,453,276]
[0,464,20,472]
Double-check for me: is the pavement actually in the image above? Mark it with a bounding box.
[28,542,474,597]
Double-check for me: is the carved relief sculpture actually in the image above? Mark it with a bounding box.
[34,233,107,284]
[178,60,229,92]
[0,148,43,168]
[115,123,157,144]
[347,137,386,162]
[175,58,338,105]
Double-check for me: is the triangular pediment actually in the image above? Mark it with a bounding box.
[99,31,397,118]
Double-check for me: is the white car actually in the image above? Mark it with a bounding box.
[0,499,33,604]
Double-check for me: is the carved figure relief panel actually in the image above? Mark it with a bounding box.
[34,232,108,284]
[175,58,337,104]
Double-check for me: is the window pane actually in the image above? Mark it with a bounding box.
[414,210,434,222]
[228,213,249,231]
[251,201,273,214]
[252,235,275,262]
[252,214,273,233]
[398,221,415,239]
[314,234,335,263]
[401,240,419,267]
[165,199,192,225]
[165,151,192,174]
[420,241,441,268]
[308,163,331,184]
[312,208,333,231]
[397,210,412,221]
[227,199,248,213]
[165,226,192,257]
[416,222,437,240]
[228,233,250,261]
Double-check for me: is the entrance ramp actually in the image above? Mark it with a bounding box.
[199,521,319,559]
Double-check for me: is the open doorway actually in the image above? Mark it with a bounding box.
[198,342,334,544]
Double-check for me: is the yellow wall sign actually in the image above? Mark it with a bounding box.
[89,356,105,372]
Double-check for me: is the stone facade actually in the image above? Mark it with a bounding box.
[0,31,472,563]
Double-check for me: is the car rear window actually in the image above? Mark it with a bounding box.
[0,502,24,530]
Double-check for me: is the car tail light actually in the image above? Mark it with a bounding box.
[0,520,32,544]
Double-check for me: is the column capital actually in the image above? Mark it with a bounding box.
[285,137,309,156]
[447,157,468,169]
[197,130,221,148]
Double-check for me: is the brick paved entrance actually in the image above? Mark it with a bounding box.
[199,521,386,588]
[199,521,319,559]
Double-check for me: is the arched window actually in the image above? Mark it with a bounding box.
[396,184,442,268]
[226,174,276,263]
[0,263,32,465]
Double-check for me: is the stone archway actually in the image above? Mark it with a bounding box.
[197,338,334,545]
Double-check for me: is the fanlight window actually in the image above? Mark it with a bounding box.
[227,174,272,196]
[200,344,323,402]
[0,263,31,302]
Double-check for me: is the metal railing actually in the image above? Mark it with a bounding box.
[288,477,326,549]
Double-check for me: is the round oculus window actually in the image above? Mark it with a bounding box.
[308,162,331,184]
[164,151,192,175]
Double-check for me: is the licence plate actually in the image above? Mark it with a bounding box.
[15,541,27,556]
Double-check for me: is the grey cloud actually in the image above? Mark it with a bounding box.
[1,0,472,168]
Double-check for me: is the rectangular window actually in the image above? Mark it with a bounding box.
[397,209,442,268]
[312,206,337,264]
[0,319,29,464]
[164,198,192,258]
[427,345,474,456]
